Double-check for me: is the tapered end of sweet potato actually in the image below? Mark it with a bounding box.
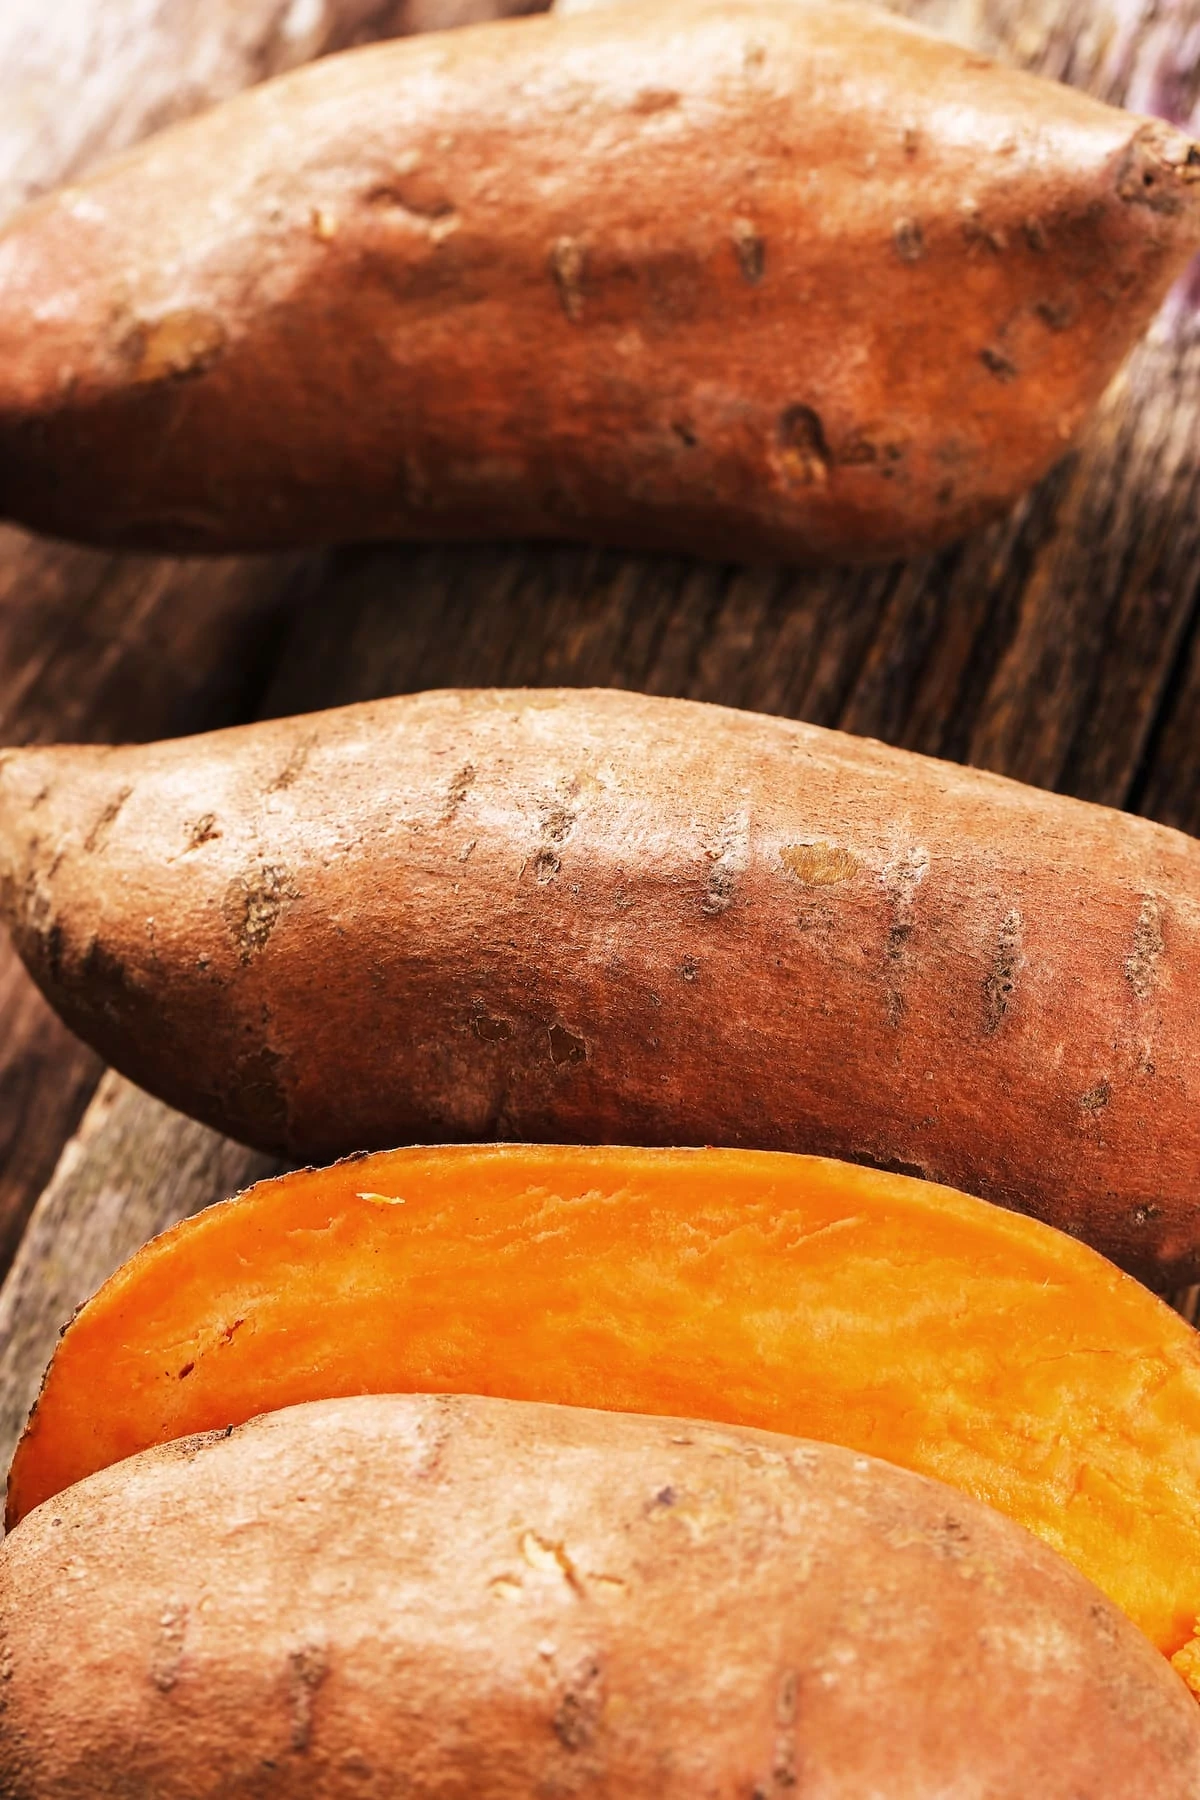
[1115,118,1200,237]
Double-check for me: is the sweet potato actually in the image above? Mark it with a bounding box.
[12,1144,1200,1677]
[0,1,1198,560]
[5,1394,1200,1799]
[3,687,1200,1285]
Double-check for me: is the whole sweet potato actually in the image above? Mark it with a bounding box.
[13,1144,1200,1670]
[2,687,1200,1286]
[4,1394,1199,1798]
[0,0,1197,558]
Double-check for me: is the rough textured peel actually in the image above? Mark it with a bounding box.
[2,687,1200,1285]
[0,0,1198,557]
[10,1143,1200,1680]
[6,1395,1200,1798]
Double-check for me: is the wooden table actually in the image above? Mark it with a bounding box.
[2,0,1199,1488]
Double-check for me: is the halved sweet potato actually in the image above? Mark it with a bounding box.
[4,1395,1199,1798]
[11,1144,1200,1680]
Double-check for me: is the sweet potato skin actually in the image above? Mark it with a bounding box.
[0,0,548,226]
[0,0,1198,559]
[12,1144,1200,1662]
[2,687,1200,1285]
[3,1394,1199,1799]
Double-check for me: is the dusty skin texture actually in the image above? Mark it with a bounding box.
[2,688,1200,1283]
[0,0,547,227]
[10,1144,1200,1673]
[4,1395,1200,1800]
[0,2,1199,558]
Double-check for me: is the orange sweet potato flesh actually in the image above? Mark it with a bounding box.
[0,0,1198,558]
[6,1395,1200,1800]
[4,688,1200,1289]
[11,1144,1200,1682]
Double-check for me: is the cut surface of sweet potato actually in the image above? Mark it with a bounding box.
[10,1145,1200,1676]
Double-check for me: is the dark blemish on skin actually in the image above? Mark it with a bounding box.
[672,420,698,447]
[221,1319,245,1344]
[655,1486,676,1506]
[267,737,315,794]
[893,218,924,263]
[550,237,585,322]
[473,1012,513,1042]
[1080,1081,1111,1113]
[288,1643,329,1754]
[961,214,1006,254]
[777,405,831,485]
[84,786,132,855]
[1023,217,1049,252]
[75,936,134,1022]
[840,435,877,465]
[701,811,750,917]
[438,763,475,828]
[902,126,920,157]
[632,87,679,115]
[1035,298,1074,332]
[184,812,221,851]
[882,846,929,1027]
[936,481,955,505]
[980,346,1018,382]
[231,1041,289,1141]
[702,864,738,915]
[365,182,456,221]
[548,1023,587,1067]
[679,958,699,982]
[177,1362,195,1380]
[533,798,577,885]
[732,217,766,284]
[553,1660,604,1752]
[1125,895,1163,1001]
[983,908,1022,1034]
[771,1671,799,1790]
[886,919,912,965]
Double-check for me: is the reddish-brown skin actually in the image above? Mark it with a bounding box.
[0,0,1198,559]
[3,1395,1199,1799]
[2,688,1200,1286]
